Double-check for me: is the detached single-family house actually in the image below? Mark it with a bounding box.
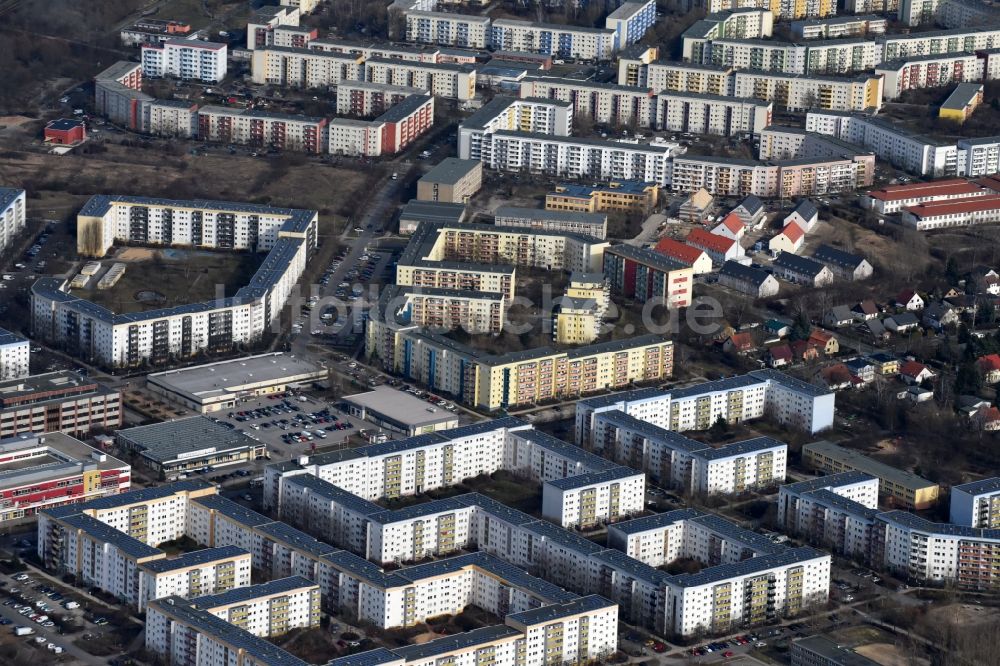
[791,339,820,362]
[844,357,876,384]
[712,213,746,242]
[885,312,920,333]
[723,332,756,355]
[654,238,714,275]
[772,252,834,287]
[956,395,991,417]
[852,299,880,321]
[732,195,766,227]
[769,222,805,256]
[899,385,934,403]
[718,261,780,297]
[767,344,793,367]
[978,354,1000,384]
[687,228,744,266]
[922,302,959,330]
[784,200,818,233]
[808,328,839,355]
[973,405,1000,431]
[896,289,924,311]
[867,352,899,376]
[812,244,873,281]
[865,318,890,342]
[899,360,935,385]
[680,188,714,223]
[974,268,1000,295]
[824,305,855,329]
[820,363,854,390]
[765,319,791,338]
[944,293,975,313]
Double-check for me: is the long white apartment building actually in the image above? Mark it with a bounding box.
[185,576,321,637]
[636,61,735,96]
[141,40,227,83]
[458,96,572,161]
[733,70,883,112]
[860,178,996,214]
[197,106,328,153]
[480,131,672,186]
[699,38,879,76]
[137,545,251,611]
[682,8,775,62]
[518,77,654,129]
[489,20,617,61]
[879,26,1000,62]
[607,508,785,567]
[873,511,1000,590]
[951,478,1000,528]
[791,15,887,39]
[0,328,29,381]
[606,0,658,48]
[494,206,608,239]
[590,411,787,496]
[374,284,507,335]
[776,472,880,558]
[875,52,986,101]
[250,46,362,87]
[32,196,316,369]
[365,57,476,100]
[654,91,772,136]
[577,369,835,447]
[681,0,836,20]
[0,189,26,260]
[246,4,302,51]
[404,10,491,48]
[309,38,440,63]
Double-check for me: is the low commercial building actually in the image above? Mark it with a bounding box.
[802,440,940,509]
[494,206,607,240]
[0,328,29,381]
[146,353,328,413]
[116,416,266,477]
[137,545,252,611]
[950,477,1000,528]
[602,244,694,308]
[0,432,130,522]
[44,118,86,145]
[141,40,227,83]
[791,635,881,666]
[398,200,468,234]
[343,385,459,436]
[417,158,483,204]
[545,181,659,215]
[0,371,121,439]
[939,82,984,123]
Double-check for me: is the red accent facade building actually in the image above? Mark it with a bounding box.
[44,118,86,145]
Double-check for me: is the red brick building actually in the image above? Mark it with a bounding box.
[44,118,86,145]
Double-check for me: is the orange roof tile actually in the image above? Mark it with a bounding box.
[654,238,707,265]
[687,228,736,254]
[718,213,744,234]
[781,222,804,243]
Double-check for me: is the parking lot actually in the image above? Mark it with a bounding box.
[209,393,376,464]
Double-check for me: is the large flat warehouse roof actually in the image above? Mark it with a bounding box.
[147,353,326,405]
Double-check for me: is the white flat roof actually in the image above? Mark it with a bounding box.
[344,386,458,428]
[147,353,326,403]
